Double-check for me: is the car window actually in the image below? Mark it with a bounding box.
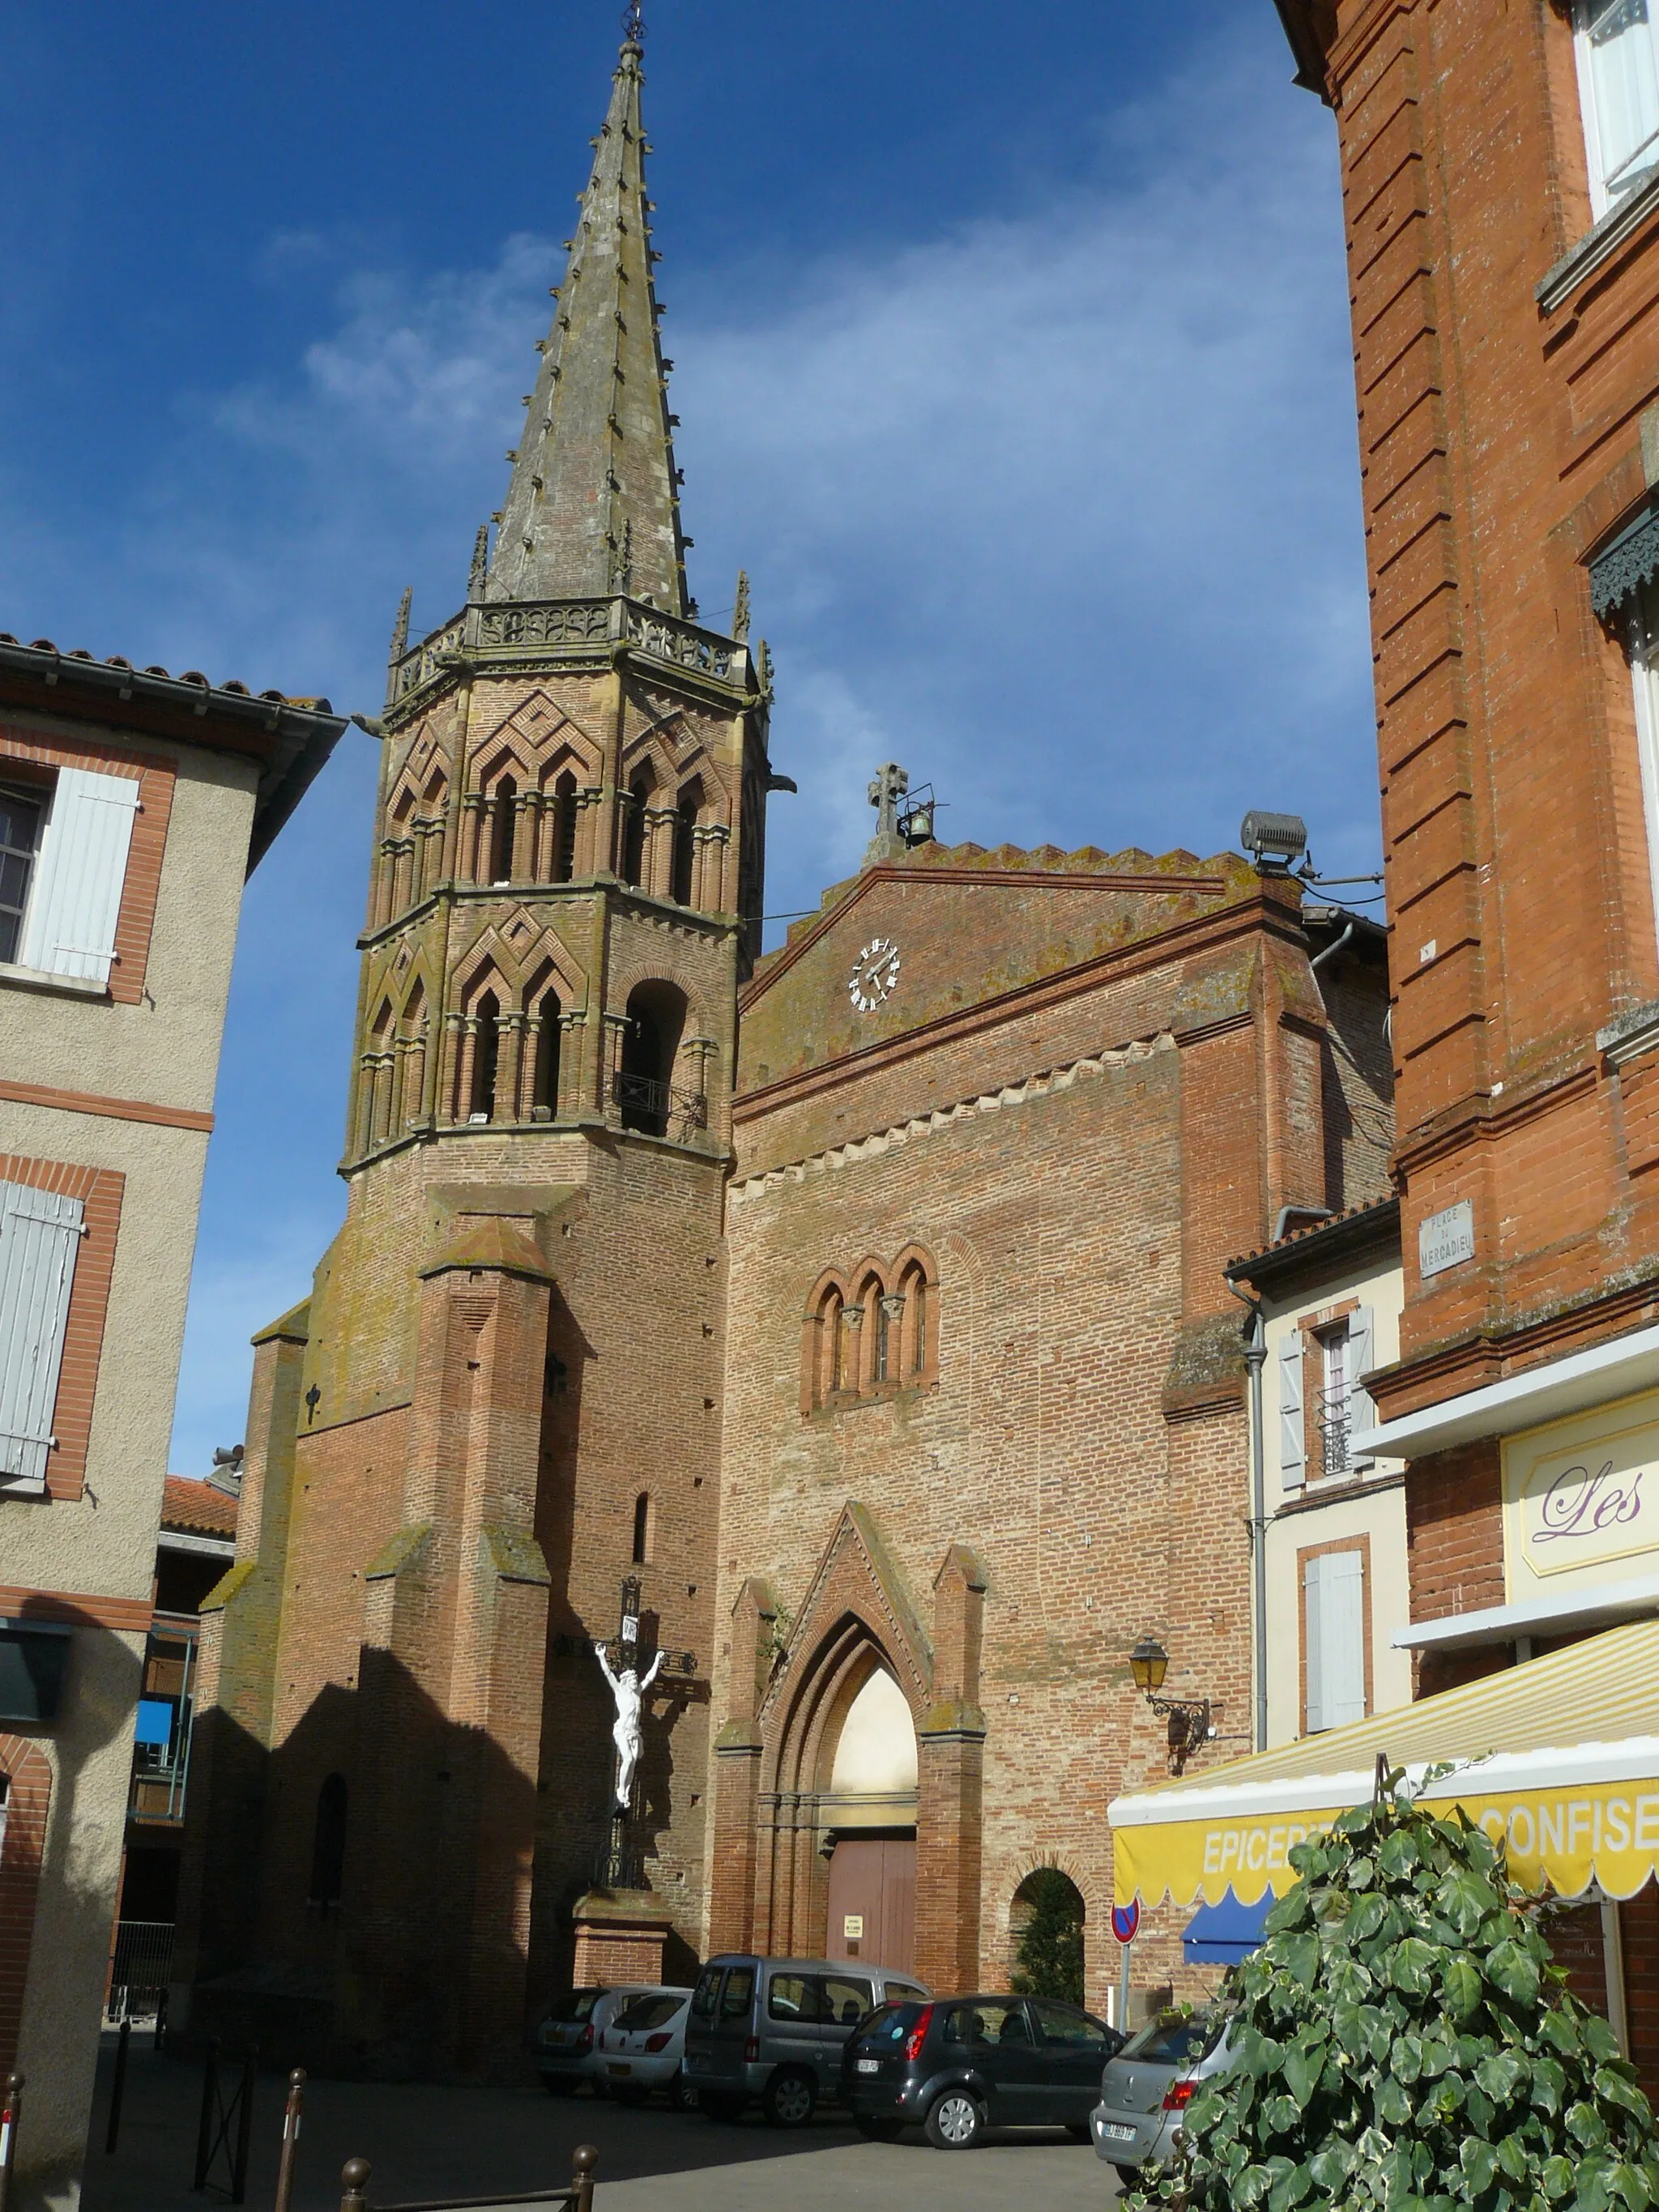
[1122,2013,1224,2066]
[818,1975,874,2027]
[1030,2000,1111,2048]
[719,1966,755,2022]
[944,1999,1029,2048]
[768,1974,827,2023]
[854,2001,928,2046]
[615,1994,685,2032]
[884,1980,927,2003]
[555,1989,603,2023]
[690,1969,722,2022]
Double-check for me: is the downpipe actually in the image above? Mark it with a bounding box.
[1227,1279,1269,1753]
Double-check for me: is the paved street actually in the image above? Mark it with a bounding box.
[80,2038,1115,2212]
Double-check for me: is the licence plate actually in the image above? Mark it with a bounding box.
[1101,2123,1137,2142]
[855,2059,880,2074]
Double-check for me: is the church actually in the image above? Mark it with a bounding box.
[174,28,1391,2076]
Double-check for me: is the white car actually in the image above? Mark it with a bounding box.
[536,1984,667,2093]
[596,1987,696,2108]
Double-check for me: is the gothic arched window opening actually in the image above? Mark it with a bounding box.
[552,771,578,884]
[617,979,686,1136]
[309,1773,348,1909]
[532,990,561,1119]
[489,777,517,885]
[623,769,654,888]
[671,783,700,906]
[471,992,501,1121]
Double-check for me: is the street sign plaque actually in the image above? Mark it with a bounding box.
[1111,1901,1140,1945]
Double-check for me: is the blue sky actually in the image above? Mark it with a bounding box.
[0,2,1375,1473]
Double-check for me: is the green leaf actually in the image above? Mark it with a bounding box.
[1349,1856,1377,1889]
[1595,2068,1653,2125]
[1463,2140,1501,2195]
[1282,2047,1320,2110]
[1265,1889,1311,1935]
[1264,2095,1303,2137]
[1346,1891,1389,1946]
[1497,2132,1532,2184]
[1444,1955,1483,2018]
[1608,2163,1653,2212]
[1582,2014,1623,2065]
[1545,2158,1580,2200]
[1392,2035,1424,2084]
[1377,2076,1413,2127]
[1568,2102,1611,2152]
[1267,2161,1313,2212]
[1477,2052,1528,2104]
[1439,1868,1500,1938]
[1379,1828,1419,1880]
[1544,2007,1585,2056]
[1277,1933,1320,1988]
[1487,1941,1543,2005]
[1419,2039,1456,2081]
[1310,2142,1356,2192]
[1233,2167,1273,2207]
[1391,1937,1439,1996]
[1534,2056,1567,2116]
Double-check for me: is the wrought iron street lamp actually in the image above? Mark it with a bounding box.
[1129,1636,1213,1775]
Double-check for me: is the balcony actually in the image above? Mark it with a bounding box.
[128,1613,198,1826]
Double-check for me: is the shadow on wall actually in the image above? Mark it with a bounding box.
[5,1601,145,2206]
[175,1635,693,2086]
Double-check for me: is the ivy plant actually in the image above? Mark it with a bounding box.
[1128,1776,1659,2212]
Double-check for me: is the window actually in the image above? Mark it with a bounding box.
[1030,1999,1111,2048]
[1630,582,1659,939]
[552,771,578,883]
[0,1178,84,1494]
[531,989,561,1118]
[672,786,699,906]
[489,777,517,884]
[0,789,42,965]
[690,1968,723,2022]
[1575,0,1659,219]
[309,1773,348,1907]
[471,993,501,1121]
[632,1490,653,1566]
[1303,1547,1368,1734]
[4,768,139,987]
[719,1966,754,2020]
[1277,1307,1375,1490]
[623,770,653,888]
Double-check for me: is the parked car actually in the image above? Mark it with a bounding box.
[841,1992,1124,2149]
[684,1954,931,2127]
[595,1987,697,2108]
[1090,2009,1236,2180]
[535,1984,669,2094]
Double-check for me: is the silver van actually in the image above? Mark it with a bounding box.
[683,1954,930,2127]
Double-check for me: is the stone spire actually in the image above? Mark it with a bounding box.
[486,33,687,612]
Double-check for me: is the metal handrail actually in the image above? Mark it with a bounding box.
[339,2143,597,2212]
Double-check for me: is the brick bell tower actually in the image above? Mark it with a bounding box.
[178,26,778,2078]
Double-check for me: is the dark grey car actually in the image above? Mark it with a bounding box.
[683,1955,929,2127]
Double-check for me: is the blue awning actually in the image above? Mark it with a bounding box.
[1182,1888,1272,1965]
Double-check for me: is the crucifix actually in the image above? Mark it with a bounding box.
[595,1575,663,1815]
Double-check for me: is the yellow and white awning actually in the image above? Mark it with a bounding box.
[1110,1617,1659,1910]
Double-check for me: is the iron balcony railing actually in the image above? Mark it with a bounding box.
[612,1072,708,1136]
[105,1919,174,2023]
[1316,1384,1351,1480]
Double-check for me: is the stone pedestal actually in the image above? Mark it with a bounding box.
[569,1889,674,1984]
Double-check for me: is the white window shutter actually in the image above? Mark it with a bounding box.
[1347,1306,1376,1468]
[1305,1551,1366,1734]
[1277,1329,1305,1490]
[19,768,139,985]
[0,1179,84,1490]
[1579,0,1659,211]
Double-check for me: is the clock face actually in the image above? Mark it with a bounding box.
[848,936,902,1013]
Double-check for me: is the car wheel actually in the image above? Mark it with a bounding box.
[762,2070,817,2129]
[924,2090,983,2150]
[540,2078,577,2097]
[855,2115,904,2142]
[671,2069,702,2112]
[702,2091,746,2123]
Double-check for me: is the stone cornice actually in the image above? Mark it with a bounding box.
[730,1033,1175,1204]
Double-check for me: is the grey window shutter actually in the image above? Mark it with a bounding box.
[1305,1551,1366,1734]
[1278,1329,1305,1490]
[1347,1306,1376,1468]
[19,768,140,985]
[0,1178,85,1490]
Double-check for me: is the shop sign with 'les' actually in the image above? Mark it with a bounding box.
[1503,1387,1659,1597]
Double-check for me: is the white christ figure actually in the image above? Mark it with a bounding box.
[595,1642,664,1812]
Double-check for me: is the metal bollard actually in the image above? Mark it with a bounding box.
[571,2143,599,2212]
[194,2040,220,2191]
[105,2018,131,2154]
[154,1988,169,2054]
[0,2074,23,2212]
[339,2155,372,2212]
[273,2070,305,2212]
[231,2049,257,2206]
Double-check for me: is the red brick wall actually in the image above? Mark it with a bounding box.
[0,1738,52,2078]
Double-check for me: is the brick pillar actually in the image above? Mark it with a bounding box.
[708,1578,777,1954]
[175,1304,309,2016]
[913,1545,987,1992]
[344,1220,556,2077]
